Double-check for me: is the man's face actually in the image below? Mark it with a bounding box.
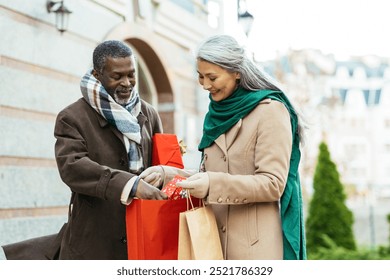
[93,56,136,105]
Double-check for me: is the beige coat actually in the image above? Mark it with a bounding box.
[164,99,292,260]
[206,98,293,260]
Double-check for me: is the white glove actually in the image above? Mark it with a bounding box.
[176,172,209,199]
[139,166,165,189]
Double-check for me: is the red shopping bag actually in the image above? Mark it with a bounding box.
[126,135,190,259]
[126,198,187,260]
[152,133,184,168]
[126,196,202,259]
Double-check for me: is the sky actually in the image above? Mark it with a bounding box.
[239,0,389,60]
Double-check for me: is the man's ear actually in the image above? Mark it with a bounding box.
[92,69,99,80]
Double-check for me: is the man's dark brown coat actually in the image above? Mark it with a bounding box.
[54,98,162,259]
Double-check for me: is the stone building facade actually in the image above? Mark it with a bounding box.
[0,0,229,258]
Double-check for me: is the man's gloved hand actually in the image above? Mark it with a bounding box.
[134,178,167,200]
[176,172,209,199]
[139,166,165,189]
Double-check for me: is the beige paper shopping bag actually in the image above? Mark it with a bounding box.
[178,211,194,260]
[178,199,223,260]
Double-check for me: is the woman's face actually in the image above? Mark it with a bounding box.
[197,59,240,102]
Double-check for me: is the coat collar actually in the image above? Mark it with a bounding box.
[214,119,242,155]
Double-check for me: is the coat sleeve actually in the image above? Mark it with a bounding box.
[54,110,132,202]
[206,101,293,204]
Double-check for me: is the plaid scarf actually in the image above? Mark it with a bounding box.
[80,69,143,173]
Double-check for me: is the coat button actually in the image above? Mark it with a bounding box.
[221,226,226,232]
[120,237,127,244]
[222,155,226,161]
[217,197,223,203]
[119,158,126,166]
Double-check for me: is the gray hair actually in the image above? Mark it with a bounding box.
[196,35,280,91]
[196,34,306,143]
[93,40,133,73]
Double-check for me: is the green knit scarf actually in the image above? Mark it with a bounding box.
[199,87,307,260]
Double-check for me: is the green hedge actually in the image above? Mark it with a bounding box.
[308,235,390,260]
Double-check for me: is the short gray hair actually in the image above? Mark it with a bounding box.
[93,40,133,73]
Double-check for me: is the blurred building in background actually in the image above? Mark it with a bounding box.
[265,50,390,197]
[1,0,244,258]
[2,0,389,258]
[263,49,390,247]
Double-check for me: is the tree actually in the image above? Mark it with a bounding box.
[306,141,356,254]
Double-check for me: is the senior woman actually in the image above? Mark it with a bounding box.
[141,35,306,260]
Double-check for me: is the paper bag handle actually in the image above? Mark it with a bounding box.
[185,190,203,211]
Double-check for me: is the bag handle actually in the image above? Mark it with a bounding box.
[185,190,204,211]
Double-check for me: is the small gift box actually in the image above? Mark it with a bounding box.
[161,175,187,200]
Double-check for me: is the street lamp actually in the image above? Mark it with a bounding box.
[238,10,254,36]
[46,0,72,33]
[237,0,254,36]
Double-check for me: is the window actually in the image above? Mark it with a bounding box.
[169,0,195,13]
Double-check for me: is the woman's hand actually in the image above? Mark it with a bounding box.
[177,173,210,199]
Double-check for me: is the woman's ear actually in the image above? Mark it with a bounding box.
[236,73,241,83]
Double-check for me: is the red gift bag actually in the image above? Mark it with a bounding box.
[126,134,190,259]
[152,133,184,168]
[126,194,201,259]
[126,198,188,260]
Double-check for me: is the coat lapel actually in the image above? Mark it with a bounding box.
[95,112,125,145]
[214,134,227,157]
[214,119,243,155]
[95,107,148,172]
[226,119,242,150]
